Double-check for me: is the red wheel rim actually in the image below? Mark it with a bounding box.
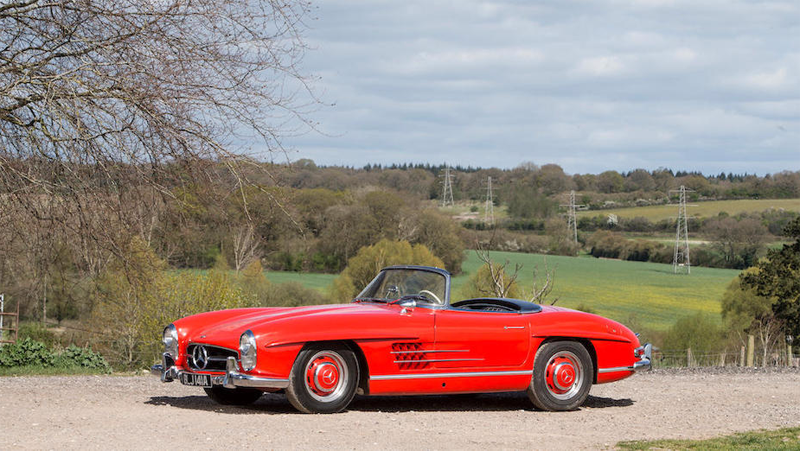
[544,350,584,400]
[303,351,349,402]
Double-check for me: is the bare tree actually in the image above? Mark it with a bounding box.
[474,243,556,303]
[232,224,260,273]
[475,247,520,298]
[0,0,315,303]
[753,314,784,366]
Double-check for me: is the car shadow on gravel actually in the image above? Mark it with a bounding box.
[146,392,633,414]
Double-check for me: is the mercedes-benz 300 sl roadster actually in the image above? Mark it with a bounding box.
[152,265,651,413]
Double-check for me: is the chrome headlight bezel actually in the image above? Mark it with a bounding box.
[239,330,257,372]
[163,324,179,358]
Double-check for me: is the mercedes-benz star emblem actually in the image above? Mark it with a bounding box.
[192,345,209,370]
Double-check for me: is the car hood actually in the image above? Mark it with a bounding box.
[178,303,393,348]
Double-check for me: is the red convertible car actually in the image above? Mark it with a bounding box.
[152,265,651,413]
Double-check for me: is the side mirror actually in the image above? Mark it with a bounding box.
[398,298,416,308]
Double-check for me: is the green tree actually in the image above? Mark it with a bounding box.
[706,217,767,269]
[741,216,800,337]
[721,272,782,366]
[92,237,250,367]
[409,210,466,274]
[506,186,557,219]
[331,240,444,302]
[596,171,625,193]
[662,313,725,355]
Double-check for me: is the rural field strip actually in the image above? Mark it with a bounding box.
[577,198,800,221]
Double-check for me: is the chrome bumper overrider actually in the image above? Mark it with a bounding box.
[597,343,652,374]
[150,354,289,390]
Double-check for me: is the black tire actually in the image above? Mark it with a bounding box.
[285,343,359,414]
[203,386,263,406]
[527,341,592,411]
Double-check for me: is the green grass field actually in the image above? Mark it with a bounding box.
[618,426,800,450]
[262,250,740,331]
[452,251,738,330]
[577,198,800,221]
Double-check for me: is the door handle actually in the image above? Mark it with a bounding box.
[504,326,525,329]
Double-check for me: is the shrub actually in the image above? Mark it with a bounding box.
[0,338,55,367]
[54,345,112,373]
[0,338,111,373]
[261,282,328,307]
[91,237,252,368]
[662,313,725,354]
[18,323,57,347]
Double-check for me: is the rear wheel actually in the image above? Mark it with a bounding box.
[285,343,359,414]
[203,386,263,406]
[527,341,592,411]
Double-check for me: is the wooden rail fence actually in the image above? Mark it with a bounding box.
[0,295,19,345]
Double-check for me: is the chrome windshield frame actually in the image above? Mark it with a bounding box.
[355,265,451,308]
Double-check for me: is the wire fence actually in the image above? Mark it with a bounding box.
[654,347,798,368]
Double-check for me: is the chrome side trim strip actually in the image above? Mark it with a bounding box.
[389,350,469,354]
[597,366,634,374]
[392,358,483,364]
[370,370,533,381]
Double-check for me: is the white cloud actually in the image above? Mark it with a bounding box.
[287,0,800,175]
[575,56,627,77]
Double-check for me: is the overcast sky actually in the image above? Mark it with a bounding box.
[283,0,799,175]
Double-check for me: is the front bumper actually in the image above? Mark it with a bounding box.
[597,343,652,374]
[150,353,289,390]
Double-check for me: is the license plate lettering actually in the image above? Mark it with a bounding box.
[180,373,212,387]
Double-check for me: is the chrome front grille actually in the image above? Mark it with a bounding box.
[186,344,238,372]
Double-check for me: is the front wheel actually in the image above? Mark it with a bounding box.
[203,386,263,406]
[285,343,359,414]
[527,341,592,411]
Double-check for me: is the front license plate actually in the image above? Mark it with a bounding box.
[180,373,212,388]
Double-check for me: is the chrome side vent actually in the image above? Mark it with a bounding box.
[391,342,430,370]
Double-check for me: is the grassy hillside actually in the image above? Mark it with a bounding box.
[261,250,739,331]
[577,198,800,221]
[452,251,738,330]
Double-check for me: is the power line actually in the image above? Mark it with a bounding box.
[484,176,495,225]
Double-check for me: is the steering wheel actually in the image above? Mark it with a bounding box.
[418,290,442,305]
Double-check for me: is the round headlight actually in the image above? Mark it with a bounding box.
[239,330,257,372]
[163,324,179,358]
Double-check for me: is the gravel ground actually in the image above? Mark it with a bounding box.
[2,368,800,450]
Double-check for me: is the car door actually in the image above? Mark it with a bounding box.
[433,308,530,369]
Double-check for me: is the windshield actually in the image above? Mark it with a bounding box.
[355,269,447,305]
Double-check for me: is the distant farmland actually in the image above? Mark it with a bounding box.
[576,198,800,221]
[264,250,740,331]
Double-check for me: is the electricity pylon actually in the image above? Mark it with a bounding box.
[671,185,692,274]
[440,165,455,207]
[560,190,583,244]
[484,176,495,225]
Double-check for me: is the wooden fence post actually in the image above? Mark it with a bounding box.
[739,346,745,367]
[789,345,794,367]
[718,352,725,367]
[687,348,693,367]
[746,335,755,367]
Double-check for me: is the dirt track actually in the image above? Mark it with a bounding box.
[2,368,800,450]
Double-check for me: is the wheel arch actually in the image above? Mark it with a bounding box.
[296,339,370,395]
[538,336,598,384]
